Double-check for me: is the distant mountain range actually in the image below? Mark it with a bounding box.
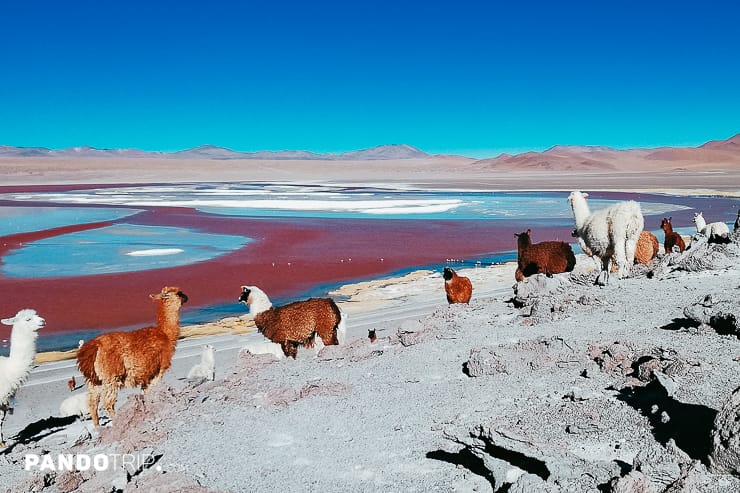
[1,134,738,169]
[0,143,432,160]
[469,133,740,172]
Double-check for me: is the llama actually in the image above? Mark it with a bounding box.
[443,267,473,303]
[239,286,346,359]
[514,229,576,282]
[575,229,659,271]
[735,209,740,233]
[187,344,216,381]
[59,392,90,419]
[0,309,45,448]
[693,212,730,243]
[67,376,76,392]
[568,191,643,285]
[660,217,686,254]
[634,231,660,265]
[77,286,188,426]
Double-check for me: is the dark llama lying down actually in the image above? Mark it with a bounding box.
[515,229,576,282]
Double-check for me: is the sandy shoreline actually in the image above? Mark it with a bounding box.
[31,262,519,364]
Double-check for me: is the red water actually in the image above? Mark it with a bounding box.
[0,186,734,340]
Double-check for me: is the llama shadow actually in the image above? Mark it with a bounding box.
[427,448,496,490]
[659,318,699,332]
[616,380,717,463]
[0,415,78,455]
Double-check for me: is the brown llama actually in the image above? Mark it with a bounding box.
[67,376,76,392]
[443,267,472,304]
[634,231,660,265]
[77,286,188,426]
[660,217,686,254]
[515,229,576,282]
[239,286,346,359]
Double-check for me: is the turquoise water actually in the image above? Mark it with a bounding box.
[0,206,141,236]
[2,224,250,278]
[0,185,691,221]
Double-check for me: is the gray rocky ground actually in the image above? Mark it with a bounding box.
[1,233,739,492]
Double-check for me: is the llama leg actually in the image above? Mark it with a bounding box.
[612,228,628,278]
[102,382,119,421]
[143,374,163,394]
[88,385,102,427]
[596,256,610,286]
[0,408,6,447]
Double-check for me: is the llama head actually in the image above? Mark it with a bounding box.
[693,212,703,222]
[443,267,455,281]
[514,229,532,247]
[150,286,188,305]
[239,285,272,314]
[568,191,588,206]
[1,309,45,332]
[238,286,252,304]
[660,217,672,230]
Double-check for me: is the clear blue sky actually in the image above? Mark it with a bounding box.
[1,0,739,158]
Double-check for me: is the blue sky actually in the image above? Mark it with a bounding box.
[1,1,739,158]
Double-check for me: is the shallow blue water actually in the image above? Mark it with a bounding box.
[2,224,250,278]
[0,206,140,236]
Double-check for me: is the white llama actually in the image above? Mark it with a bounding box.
[0,309,45,447]
[187,344,216,381]
[569,191,644,285]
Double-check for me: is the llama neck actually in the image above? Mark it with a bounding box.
[571,198,591,229]
[157,304,181,340]
[8,328,38,370]
[248,290,273,317]
[694,215,706,231]
[516,236,531,255]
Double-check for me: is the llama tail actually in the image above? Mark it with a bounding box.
[76,340,102,386]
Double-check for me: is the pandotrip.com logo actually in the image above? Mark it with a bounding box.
[24,453,160,472]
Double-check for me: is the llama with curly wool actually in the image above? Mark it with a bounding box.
[568,191,643,285]
[514,229,576,282]
[443,267,473,303]
[77,286,188,426]
[0,309,45,448]
[187,344,216,381]
[239,286,346,359]
[693,212,730,243]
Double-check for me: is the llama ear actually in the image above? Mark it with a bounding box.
[582,192,589,199]
[1,317,15,325]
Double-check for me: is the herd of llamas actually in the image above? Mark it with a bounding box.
[0,194,737,445]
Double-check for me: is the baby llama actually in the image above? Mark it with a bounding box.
[59,392,91,419]
[77,286,188,426]
[514,229,576,281]
[443,267,473,303]
[187,344,216,381]
[693,212,730,243]
[568,191,643,285]
[239,286,346,359]
[0,309,45,448]
[660,217,686,253]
